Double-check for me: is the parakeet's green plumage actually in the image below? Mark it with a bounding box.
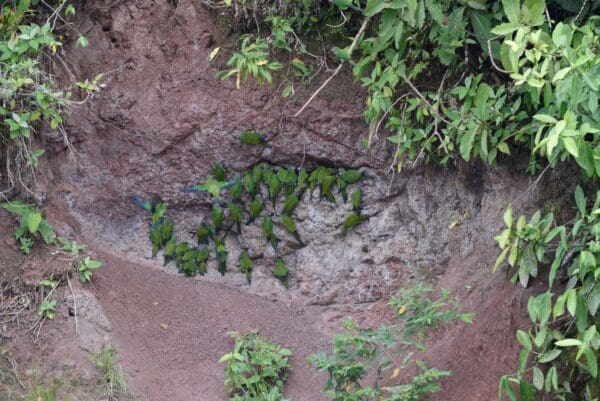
[252,164,262,186]
[161,219,174,243]
[273,258,289,287]
[195,223,213,245]
[276,168,287,183]
[337,176,349,202]
[242,171,256,197]
[308,167,321,194]
[215,238,228,276]
[279,213,303,245]
[340,169,362,184]
[262,164,274,185]
[186,175,228,200]
[213,162,227,181]
[174,241,190,270]
[246,197,264,225]
[197,247,209,275]
[229,175,243,202]
[341,213,368,234]
[268,175,282,206]
[262,213,279,249]
[239,250,253,284]
[297,168,308,193]
[150,227,162,258]
[180,249,197,276]
[163,238,177,266]
[239,130,270,147]
[282,192,299,215]
[321,175,336,203]
[212,205,225,233]
[351,189,363,214]
[227,201,244,233]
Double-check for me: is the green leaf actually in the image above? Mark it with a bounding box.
[538,348,561,363]
[517,330,532,351]
[555,338,582,347]
[533,114,558,124]
[519,379,535,401]
[574,186,586,215]
[76,35,89,48]
[585,348,597,378]
[552,67,571,82]
[503,206,513,228]
[502,0,521,23]
[532,366,544,390]
[588,286,600,316]
[27,212,42,233]
[459,129,476,161]
[425,2,444,24]
[499,375,517,401]
[567,289,577,317]
[491,22,521,35]
[364,0,388,16]
[494,247,510,272]
[562,137,578,157]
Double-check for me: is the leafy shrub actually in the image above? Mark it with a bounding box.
[309,283,473,401]
[219,36,283,89]
[496,186,600,401]
[0,1,95,199]
[2,201,102,283]
[220,331,292,401]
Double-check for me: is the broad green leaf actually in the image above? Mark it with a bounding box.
[538,348,561,363]
[555,338,582,347]
[364,0,388,16]
[552,67,571,82]
[562,137,578,157]
[532,366,544,390]
[519,379,535,401]
[574,186,586,215]
[533,114,558,124]
[502,0,521,23]
[522,0,545,25]
[499,375,517,401]
[491,22,521,35]
[588,286,600,316]
[517,330,532,351]
[459,129,476,161]
[494,247,510,272]
[585,348,597,378]
[567,289,577,316]
[27,212,42,233]
[503,206,513,228]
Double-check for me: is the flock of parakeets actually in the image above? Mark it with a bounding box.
[132,130,369,287]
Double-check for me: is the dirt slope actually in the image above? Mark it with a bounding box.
[91,250,329,401]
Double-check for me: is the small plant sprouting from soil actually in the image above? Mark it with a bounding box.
[309,283,474,401]
[0,345,134,401]
[134,145,368,286]
[220,331,292,401]
[93,346,132,401]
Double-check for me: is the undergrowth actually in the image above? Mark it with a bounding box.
[0,345,133,401]
[220,331,292,401]
[309,283,474,401]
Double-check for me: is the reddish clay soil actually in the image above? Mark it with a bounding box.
[90,250,330,401]
[86,248,540,401]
